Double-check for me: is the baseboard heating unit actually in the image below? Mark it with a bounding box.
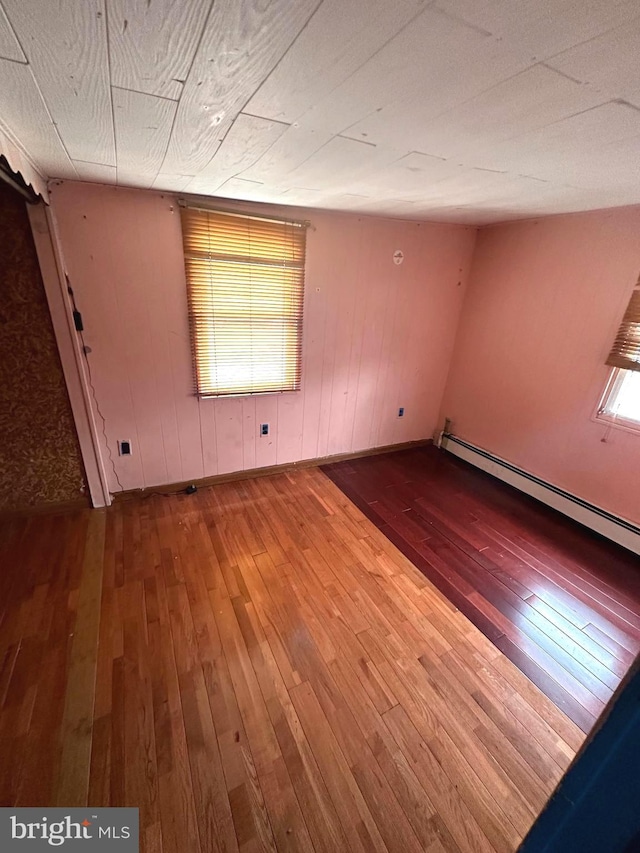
[441,434,640,557]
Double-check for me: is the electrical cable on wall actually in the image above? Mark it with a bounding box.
[66,274,199,501]
[66,277,125,495]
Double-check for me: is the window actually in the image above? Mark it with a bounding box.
[180,205,307,398]
[598,281,640,429]
[599,368,640,428]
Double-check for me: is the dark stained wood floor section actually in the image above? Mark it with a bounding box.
[0,466,586,852]
[322,445,640,733]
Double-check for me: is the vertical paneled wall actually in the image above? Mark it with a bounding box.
[0,181,86,510]
[50,181,476,493]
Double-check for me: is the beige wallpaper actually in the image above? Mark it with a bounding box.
[0,180,86,510]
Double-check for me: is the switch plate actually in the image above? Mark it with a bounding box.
[260,423,269,436]
[118,439,132,456]
[398,407,405,418]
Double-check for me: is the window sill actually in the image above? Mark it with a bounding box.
[593,412,640,436]
[198,389,300,400]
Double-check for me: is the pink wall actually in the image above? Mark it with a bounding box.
[440,206,640,526]
[50,181,476,493]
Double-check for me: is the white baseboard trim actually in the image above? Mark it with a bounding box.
[442,434,640,557]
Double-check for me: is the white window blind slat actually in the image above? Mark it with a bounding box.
[180,207,306,397]
[607,282,640,373]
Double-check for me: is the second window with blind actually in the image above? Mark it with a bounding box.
[180,205,307,398]
[598,277,640,430]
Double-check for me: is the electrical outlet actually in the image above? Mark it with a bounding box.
[118,439,132,456]
[398,407,405,418]
[260,423,269,436]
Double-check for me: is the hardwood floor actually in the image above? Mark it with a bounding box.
[322,445,640,733]
[0,466,586,852]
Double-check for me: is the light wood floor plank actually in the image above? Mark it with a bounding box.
[55,509,105,807]
[0,467,588,852]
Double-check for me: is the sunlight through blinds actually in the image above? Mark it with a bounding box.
[180,206,307,397]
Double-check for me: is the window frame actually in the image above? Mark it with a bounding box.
[595,366,640,435]
[179,202,308,400]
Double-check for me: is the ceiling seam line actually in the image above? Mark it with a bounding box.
[285,0,439,130]
[540,11,640,66]
[23,63,77,181]
[194,0,328,180]
[156,0,216,179]
[111,85,180,104]
[0,0,28,62]
[104,0,119,184]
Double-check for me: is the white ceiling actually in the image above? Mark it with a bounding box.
[1,0,640,224]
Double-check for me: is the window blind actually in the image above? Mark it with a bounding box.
[180,206,306,397]
[606,282,640,373]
